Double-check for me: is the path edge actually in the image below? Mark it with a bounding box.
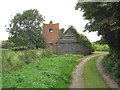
[96,55,120,88]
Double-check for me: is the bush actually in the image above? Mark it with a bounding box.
[37,48,53,59]
[101,53,120,85]
[94,44,109,51]
[2,40,15,49]
[11,46,27,51]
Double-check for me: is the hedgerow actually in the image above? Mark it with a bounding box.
[101,51,120,85]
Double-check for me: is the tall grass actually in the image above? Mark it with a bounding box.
[2,54,82,88]
[2,48,53,73]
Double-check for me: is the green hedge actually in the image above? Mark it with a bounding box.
[101,53,120,85]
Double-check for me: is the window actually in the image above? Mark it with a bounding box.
[49,29,53,32]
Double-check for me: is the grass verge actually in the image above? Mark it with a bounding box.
[2,54,82,88]
[83,56,109,88]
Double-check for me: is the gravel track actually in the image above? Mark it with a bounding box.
[69,54,102,88]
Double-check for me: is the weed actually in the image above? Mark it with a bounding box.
[2,54,82,88]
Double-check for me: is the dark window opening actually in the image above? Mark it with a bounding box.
[49,29,53,32]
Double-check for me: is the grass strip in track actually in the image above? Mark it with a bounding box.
[83,56,109,88]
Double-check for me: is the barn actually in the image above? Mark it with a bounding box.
[56,26,93,55]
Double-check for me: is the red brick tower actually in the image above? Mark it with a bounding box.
[43,21,59,54]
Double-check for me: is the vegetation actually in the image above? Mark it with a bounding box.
[83,56,109,88]
[94,38,107,45]
[0,49,1,90]
[1,40,15,49]
[101,53,120,85]
[2,48,53,73]
[75,2,120,53]
[59,28,65,36]
[6,9,45,49]
[2,53,83,88]
[76,2,120,84]
[93,44,109,52]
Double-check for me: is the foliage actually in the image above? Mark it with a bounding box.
[69,26,94,54]
[11,46,27,51]
[101,53,120,85]
[75,2,120,53]
[2,48,53,73]
[2,54,82,88]
[76,2,120,83]
[59,28,65,36]
[83,56,109,88]
[6,9,45,49]
[2,40,15,49]
[93,44,109,52]
[94,38,107,45]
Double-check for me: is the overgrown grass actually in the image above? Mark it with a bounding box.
[83,56,109,88]
[2,48,53,73]
[94,44,109,52]
[2,54,82,88]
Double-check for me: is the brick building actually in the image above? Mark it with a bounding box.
[43,21,59,53]
[43,22,92,55]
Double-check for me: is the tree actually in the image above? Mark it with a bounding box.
[75,2,120,53]
[94,38,107,45]
[75,2,120,83]
[6,9,45,49]
[59,28,65,36]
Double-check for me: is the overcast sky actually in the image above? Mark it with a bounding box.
[0,0,101,42]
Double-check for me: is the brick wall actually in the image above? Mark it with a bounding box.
[43,21,59,54]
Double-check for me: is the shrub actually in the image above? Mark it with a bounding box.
[11,46,27,51]
[94,44,109,51]
[37,48,53,59]
[101,53,120,85]
[2,40,15,49]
